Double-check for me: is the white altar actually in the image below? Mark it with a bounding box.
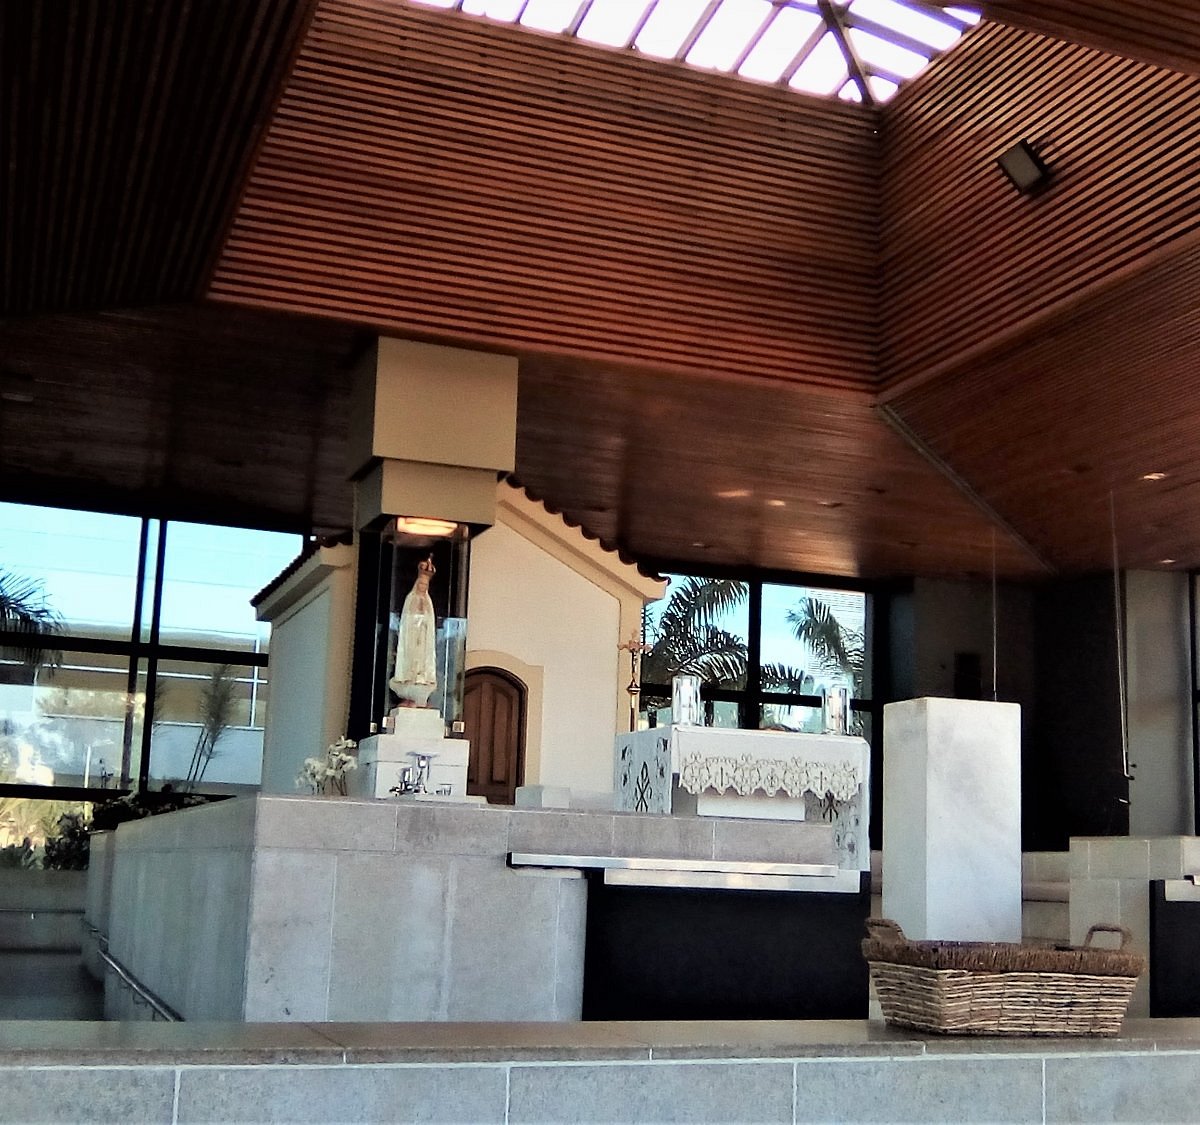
[615,726,869,871]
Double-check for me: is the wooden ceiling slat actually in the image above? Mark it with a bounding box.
[888,239,1200,572]
[878,22,1200,392]
[0,0,317,317]
[981,1,1200,77]
[209,0,882,394]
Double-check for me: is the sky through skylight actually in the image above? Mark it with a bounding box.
[409,0,980,105]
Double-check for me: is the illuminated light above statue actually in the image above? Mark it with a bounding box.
[393,516,459,538]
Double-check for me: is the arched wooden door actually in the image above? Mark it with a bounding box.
[463,668,526,804]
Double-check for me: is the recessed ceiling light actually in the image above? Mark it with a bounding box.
[691,540,709,549]
[392,516,458,537]
[1141,472,1168,481]
[766,499,786,508]
[1160,558,1177,566]
[716,488,752,499]
[818,500,843,509]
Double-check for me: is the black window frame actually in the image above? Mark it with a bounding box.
[637,558,890,847]
[0,506,296,801]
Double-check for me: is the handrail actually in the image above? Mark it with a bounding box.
[82,921,182,1022]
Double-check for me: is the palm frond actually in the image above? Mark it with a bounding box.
[759,662,812,694]
[0,569,62,668]
[787,598,865,689]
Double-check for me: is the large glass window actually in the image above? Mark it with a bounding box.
[642,572,872,734]
[0,502,300,798]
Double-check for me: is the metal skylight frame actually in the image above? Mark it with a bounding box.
[409,0,981,106]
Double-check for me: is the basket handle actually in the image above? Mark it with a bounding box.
[865,917,907,943]
[1083,923,1133,950]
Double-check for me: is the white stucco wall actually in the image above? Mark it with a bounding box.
[256,547,356,796]
[468,521,622,798]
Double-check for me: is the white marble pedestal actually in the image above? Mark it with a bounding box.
[882,697,1022,942]
[352,733,470,798]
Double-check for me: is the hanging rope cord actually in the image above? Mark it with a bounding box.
[1110,491,1131,781]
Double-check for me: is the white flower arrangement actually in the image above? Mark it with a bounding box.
[296,737,358,796]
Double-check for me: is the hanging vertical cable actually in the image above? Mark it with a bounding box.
[991,527,999,701]
[1110,490,1131,781]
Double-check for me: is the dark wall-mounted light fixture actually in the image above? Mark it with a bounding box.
[997,139,1053,196]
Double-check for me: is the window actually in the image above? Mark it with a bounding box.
[0,502,300,798]
[641,571,872,734]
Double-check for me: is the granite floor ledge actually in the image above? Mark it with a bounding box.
[1,1019,1198,1067]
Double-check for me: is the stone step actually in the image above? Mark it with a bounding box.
[0,951,104,1020]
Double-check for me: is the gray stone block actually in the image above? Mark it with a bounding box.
[175,1064,506,1123]
[255,795,398,852]
[793,1056,1043,1123]
[611,813,715,860]
[508,809,616,857]
[244,849,337,1020]
[713,818,834,864]
[396,803,510,857]
[0,1067,175,1123]
[508,1061,794,1123]
[553,876,587,1020]
[326,852,450,1021]
[446,860,566,1020]
[1046,1050,1200,1123]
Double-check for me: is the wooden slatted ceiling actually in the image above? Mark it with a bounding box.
[878,21,1200,394]
[208,0,881,393]
[889,239,1200,573]
[0,305,358,532]
[980,1,1200,77]
[514,354,1044,580]
[0,0,316,317]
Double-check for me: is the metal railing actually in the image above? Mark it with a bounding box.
[82,921,182,1022]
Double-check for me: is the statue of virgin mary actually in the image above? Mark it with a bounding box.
[389,555,438,707]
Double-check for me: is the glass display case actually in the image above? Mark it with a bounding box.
[376,517,471,737]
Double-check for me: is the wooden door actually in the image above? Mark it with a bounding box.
[463,668,525,804]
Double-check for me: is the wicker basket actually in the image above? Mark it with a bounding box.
[863,918,1144,1037]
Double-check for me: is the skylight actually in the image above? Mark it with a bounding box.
[408,0,980,105]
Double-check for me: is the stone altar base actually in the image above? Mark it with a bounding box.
[90,796,838,1022]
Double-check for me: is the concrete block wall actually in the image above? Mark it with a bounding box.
[1069,836,1200,1017]
[104,799,256,1021]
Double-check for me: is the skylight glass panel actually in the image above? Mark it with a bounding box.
[635,0,711,60]
[411,0,981,105]
[868,74,899,102]
[737,6,823,82]
[462,0,526,18]
[846,26,928,78]
[687,0,773,73]
[788,31,847,96]
[520,0,584,33]
[848,0,962,51]
[577,0,653,48]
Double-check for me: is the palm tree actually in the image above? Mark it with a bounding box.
[642,577,750,689]
[642,577,810,694]
[787,597,866,694]
[0,569,61,670]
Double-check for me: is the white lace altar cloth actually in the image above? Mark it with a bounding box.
[614,726,870,871]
